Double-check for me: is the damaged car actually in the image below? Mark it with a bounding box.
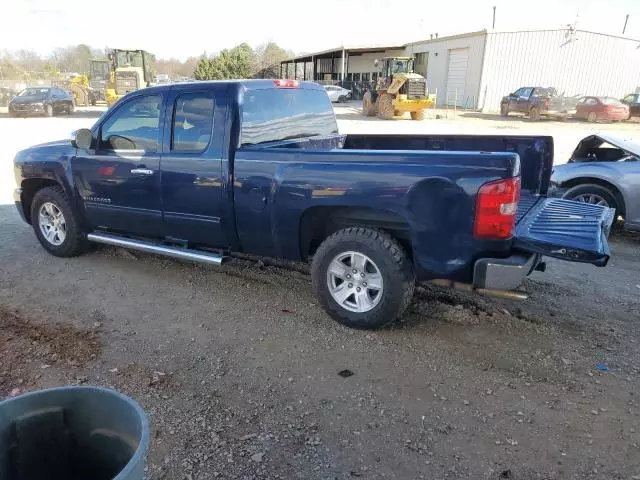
[550,134,640,231]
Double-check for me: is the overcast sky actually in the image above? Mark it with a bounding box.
[2,0,639,59]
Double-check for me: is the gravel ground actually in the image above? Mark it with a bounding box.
[1,108,639,479]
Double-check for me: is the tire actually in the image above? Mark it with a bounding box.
[45,104,53,117]
[311,227,415,329]
[528,107,540,121]
[338,95,346,103]
[586,111,597,123]
[500,103,509,116]
[30,186,87,257]
[563,183,619,216]
[410,110,425,121]
[377,93,394,120]
[67,103,75,115]
[362,91,376,117]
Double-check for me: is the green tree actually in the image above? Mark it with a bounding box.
[208,43,255,80]
[193,54,214,80]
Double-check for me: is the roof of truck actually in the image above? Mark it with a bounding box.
[139,79,325,94]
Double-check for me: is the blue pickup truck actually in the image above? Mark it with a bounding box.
[13,79,615,329]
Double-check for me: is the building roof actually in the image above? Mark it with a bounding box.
[283,44,406,63]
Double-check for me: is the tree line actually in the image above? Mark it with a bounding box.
[0,42,293,82]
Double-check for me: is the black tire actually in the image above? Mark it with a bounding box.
[529,107,540,121]
[338,95,347,103]
[67,103,75,115]
[500,103,509,116]
[377,94,394,120]
[45,104,53,117]
[563,183,619,216]
[30,186,87,257]
[311,227,415,329]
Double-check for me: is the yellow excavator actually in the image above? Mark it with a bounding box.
[362,57,435,120]
[52,73,96,107]
[102,49,156,106]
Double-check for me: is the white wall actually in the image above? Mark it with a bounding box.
[347,49,405,74]
[480,29,640,112]
[405,32,487,108]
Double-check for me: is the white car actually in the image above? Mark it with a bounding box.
[324,85,352,103]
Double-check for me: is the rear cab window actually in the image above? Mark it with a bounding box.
[240,87,338,147]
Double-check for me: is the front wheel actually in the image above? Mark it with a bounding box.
[377,94,394,120]
[45,104,53,117]
[410,110,425,121]
[30,186,87,257]
[587,111,597,123]
[500,103,509,116]
[311,227,415,329]
[528,107,540,121]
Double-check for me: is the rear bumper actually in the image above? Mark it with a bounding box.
[473,253,539,290]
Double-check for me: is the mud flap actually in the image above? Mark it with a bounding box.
[514,198,615,266]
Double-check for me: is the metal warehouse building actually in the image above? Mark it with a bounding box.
[406,28,640,111]
[285,28,640,111]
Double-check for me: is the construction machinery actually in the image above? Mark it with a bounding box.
[362,57,435,120]
[52,73,97,107]
[103,49,156,106]
[89,59,111,103]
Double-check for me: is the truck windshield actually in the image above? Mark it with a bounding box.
[241,88,338,146]
[115,51,143,68]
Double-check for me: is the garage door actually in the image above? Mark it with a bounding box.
[446,48,469,107]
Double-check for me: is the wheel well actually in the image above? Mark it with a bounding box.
[20,178,61,223]
[299,206,411,260]
[562,177,626,216]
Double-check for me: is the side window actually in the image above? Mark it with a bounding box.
[513,88,524,97]
[100,94,162,152]
[623,94,635,103]
[521,88,533,98]
[171,92,214,152]
[586,98,598,105]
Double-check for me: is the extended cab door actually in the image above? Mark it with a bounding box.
[159,84,228,247]
[72,92,165,236]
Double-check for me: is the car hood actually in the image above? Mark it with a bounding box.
[569,134,640,162]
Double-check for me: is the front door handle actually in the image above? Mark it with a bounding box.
[130,168,154,175]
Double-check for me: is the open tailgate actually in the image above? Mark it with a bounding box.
[514,198,615,266]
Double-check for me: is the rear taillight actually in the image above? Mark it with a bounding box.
[474,177,521,240]
[274,79,299,88]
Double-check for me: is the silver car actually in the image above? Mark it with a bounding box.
[550,134,640,231]
[324,85,352,103]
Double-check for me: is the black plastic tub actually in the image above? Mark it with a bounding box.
[0,386,149,480]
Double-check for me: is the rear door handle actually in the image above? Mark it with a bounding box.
[130,168,154,175]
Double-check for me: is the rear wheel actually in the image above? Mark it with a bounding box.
[44,104,53,117]
[338,95,347,103]
[67,103,75,115]
[500,103,509,116]
[362,91,376,117]
[377,94,394,120]
[311,227,415,329]
[564,183,619,218]
[587,111,597,123]
[410,110,425,121]
[528,107,540,121]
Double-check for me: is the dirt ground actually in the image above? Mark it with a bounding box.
[1,108,639,479]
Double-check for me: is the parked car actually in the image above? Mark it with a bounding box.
[500,87,579,120]
[8,87,74,117]
[324,85,352,102]
[13,80,614,329]
[0,87,17,107]
[620,93,640,119]
[574,96,629,122]
[550,134,640,231]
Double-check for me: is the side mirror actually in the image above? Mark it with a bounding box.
[73,128,93,149]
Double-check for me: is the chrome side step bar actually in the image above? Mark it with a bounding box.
[87,232,225,265]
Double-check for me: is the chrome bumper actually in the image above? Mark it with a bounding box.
[473,253,539,290]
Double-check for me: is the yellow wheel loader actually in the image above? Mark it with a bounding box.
[103,49,156,106]
[52,74,96,107]
[362,57,435,120]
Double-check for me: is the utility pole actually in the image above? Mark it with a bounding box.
[622,14,629,35]
[492,6,496,29]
